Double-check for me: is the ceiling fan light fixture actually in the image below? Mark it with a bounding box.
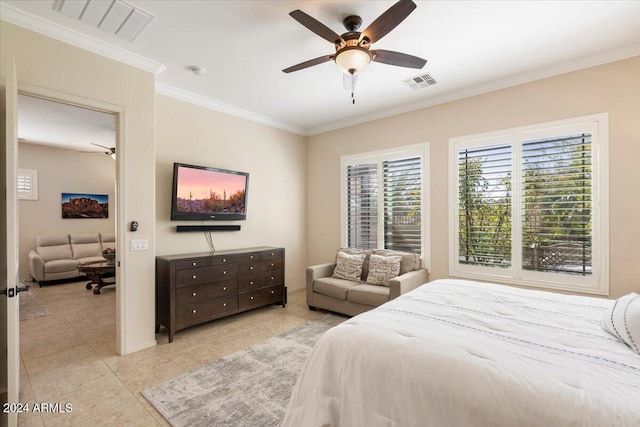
[335,47,371,75]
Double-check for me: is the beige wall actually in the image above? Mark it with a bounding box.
[307,56,640,299]
[2,22,157,354]
[18,143,116,281]
[155,95,308,290]
[3,16,638,360]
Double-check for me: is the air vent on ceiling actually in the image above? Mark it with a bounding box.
[403,73,437,90]
[53,0,154,42]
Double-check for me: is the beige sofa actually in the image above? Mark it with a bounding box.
[306,248,429,316]
[28,233,115,286]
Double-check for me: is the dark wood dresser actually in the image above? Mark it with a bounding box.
[156,246,286,342]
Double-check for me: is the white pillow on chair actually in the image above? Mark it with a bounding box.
[332,252,365,282]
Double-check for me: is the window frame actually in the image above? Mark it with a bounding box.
[449,113,609,295]
[341,143,430,269]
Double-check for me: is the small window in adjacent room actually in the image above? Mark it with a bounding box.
[17,169,38,200]
[449,113,609,295]
[341,144,430,266]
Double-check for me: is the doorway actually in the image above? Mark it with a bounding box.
[15,91,123,358]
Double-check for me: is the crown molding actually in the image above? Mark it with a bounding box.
[0,2,165,76]
[156,83,307,136]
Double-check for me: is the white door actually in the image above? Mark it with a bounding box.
[1,56,21,427]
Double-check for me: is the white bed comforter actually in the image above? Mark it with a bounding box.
[283,279,640,427]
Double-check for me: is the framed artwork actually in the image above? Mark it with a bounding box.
[61,193,109,219]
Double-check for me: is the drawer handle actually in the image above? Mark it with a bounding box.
[192,309,197,314]
[249,266,254,270]
[271,252,274,256]
[192,292,197,297]
[192,275,197,279]
[222,258,226,263]
[270,262,274,267]
[250,296,254,300]
[222,286,227,291]
[223,271,227,275]
[250,255,254,259]
[250,281,254,285]
[270,290,275,294]
[192,262,197,266]
[270,276,274,280]
[223,303,227,307]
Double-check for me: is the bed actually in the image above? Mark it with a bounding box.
[283,279,640,426]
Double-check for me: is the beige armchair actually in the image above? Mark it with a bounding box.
[306,248,429,317]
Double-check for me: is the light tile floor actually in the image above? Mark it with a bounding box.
[18,280,323,426]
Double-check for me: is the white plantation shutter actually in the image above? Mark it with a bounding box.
[522,133,592,275]
[343,146,427,257]
[458,145,512,267]
[450,114,608,294]
[383,157,422,253]
[346,163,378,249]
[17,169,38,200]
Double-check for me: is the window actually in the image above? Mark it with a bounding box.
[342,145,429,262]
[449,114,608,295]
[17,169,38,200]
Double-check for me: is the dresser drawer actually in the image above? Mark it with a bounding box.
[238,271,283,291]
[175,264,238,287]
[210,255,240,266]
[239,285,283,310]
[176,295,238,329]
[175,258,211,270]
[176,279,237,302]
[261,249,283,260]
[237,259,282,276]
[235,251,262,263]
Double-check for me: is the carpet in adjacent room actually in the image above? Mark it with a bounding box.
[19,288,49,321]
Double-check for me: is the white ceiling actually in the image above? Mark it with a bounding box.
[4,0,640,144]
[18,94,116,152]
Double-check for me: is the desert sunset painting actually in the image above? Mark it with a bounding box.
[175,166,247,214]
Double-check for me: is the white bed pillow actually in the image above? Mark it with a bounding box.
[366,254,402,286]
[332,252,366,282]
[601,292,640,354]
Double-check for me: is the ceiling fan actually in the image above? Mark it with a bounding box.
[282,0,427,101]
[80,143,116,159]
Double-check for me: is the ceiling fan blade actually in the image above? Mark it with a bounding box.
[283,55,333,73]
[372,49,426,69]
[343,73,358,92]
[362,0,417,44]
[289,10,342,44]
[91,142,110,150]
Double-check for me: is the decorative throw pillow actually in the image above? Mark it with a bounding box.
[602,292,640,354]
[332,252,366,282]
[338,248,373,279]
[366,254,403,286]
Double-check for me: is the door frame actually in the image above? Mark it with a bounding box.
[15,84,127,355]
[2,55,20,427]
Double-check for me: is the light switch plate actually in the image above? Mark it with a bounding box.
[130,239,149,251]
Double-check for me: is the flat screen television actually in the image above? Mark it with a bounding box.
[171,162,249,221]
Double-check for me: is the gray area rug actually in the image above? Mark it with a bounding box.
[142,314,343,427]
[19,289,49,321]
